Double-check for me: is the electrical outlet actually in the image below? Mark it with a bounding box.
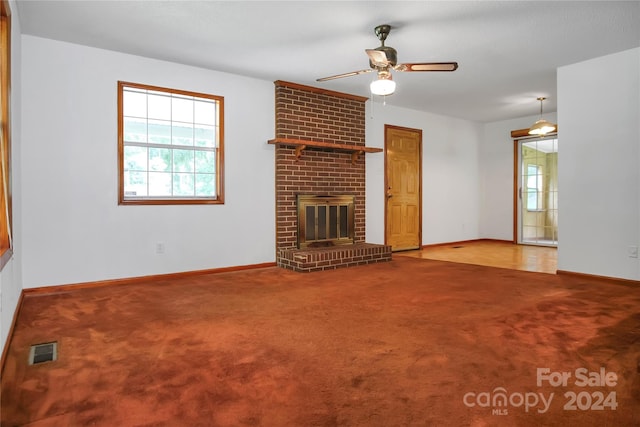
[628,246,638,258]
[155,243,165,254]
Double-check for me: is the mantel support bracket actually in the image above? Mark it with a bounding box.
[295,145,306,161]
[351,150,364,165]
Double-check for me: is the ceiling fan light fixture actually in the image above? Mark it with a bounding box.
[370,72,396,96]
[528,119,556,136]
[528,97,556,136]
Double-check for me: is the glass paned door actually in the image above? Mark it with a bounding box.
[517,137,558,246]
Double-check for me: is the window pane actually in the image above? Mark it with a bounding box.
[123,90,147,117]
[173,173,195,196]
[195,173,216,197]
[149,147,171,172]
[124,171,147,197]
[527,191,537,210]
[194,100,216,125]
[148,119,171,145]
[173,149,194,173]
[172,97,193,123]
[124,145,147,171]
[148,172,171,196]
[523,211,536,226]
[523,226,536,239]
[194,125,215,147]
[172,122,194,146]
[148,93,171,120]
[123,117,147,143]
[527,166,538,187]
[195,151,215,173]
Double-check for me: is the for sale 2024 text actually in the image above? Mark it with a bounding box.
[537,367,618,411]
[462,367,618,415]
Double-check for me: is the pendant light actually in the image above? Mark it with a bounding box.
[370,70,396,96]
[528,97,556,136]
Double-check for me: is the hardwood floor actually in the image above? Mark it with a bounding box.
[395,239,558,274]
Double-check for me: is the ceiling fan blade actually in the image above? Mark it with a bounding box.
[316,69,374,82]
[395,62,459,72]
[365,49,389,67]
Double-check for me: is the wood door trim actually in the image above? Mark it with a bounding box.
[384,124,423,249]
[511,128,558,139]
[512,128,559,243]
[513,139,519,243]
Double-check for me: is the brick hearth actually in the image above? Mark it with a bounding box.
[272,81,391,272]
[279,243,392,273]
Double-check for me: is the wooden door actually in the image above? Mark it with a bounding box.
[385,125,422,251]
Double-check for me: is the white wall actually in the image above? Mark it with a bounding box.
[558,47,640,280]
[1,0,23,358]
[21,36,276,288]
[365,103,482,245]
[480,112,557,240]
[11,34,639,359]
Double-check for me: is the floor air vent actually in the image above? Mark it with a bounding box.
[29,342,58,365]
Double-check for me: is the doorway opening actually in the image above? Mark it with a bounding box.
[515,136,558,246]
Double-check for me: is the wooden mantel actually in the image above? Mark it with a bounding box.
[268,138,383,164]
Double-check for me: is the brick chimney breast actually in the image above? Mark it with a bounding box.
[272,81,391,271]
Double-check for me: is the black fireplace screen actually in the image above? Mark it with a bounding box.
[297,195,355,248]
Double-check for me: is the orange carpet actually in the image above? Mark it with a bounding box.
[2,257,639,426]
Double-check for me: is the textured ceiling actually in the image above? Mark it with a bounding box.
[15,1,640,123]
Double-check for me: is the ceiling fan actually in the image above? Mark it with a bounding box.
[317,24,458,96]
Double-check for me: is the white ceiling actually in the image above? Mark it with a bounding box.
[15,1,640,123]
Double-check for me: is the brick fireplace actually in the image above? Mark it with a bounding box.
[270,81,391,272]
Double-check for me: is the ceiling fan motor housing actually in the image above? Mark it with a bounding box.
[370,46,397,68]
[371,25,397,68]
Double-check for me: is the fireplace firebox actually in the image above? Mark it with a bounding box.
[297,195,355,248]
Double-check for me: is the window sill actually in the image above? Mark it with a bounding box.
[119,198,224,206]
